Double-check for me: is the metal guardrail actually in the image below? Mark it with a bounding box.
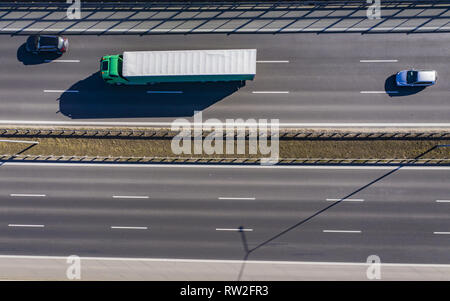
[1,154,449,165]
[1,128,450,140]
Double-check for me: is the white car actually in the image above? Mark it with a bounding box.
[396,70,437,87]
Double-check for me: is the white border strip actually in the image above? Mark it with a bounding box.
[1,121,449,128]
[0,254,449,268]
[2,162,450,170]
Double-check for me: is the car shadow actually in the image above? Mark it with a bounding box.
[59,72,244,119]
[384,74,426,97]
[16,43,62,65]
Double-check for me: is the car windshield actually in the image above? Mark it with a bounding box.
[101,61,108,71]
[406,71,418,84]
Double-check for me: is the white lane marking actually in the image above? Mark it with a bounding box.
[44,59,80,63]
[111,226,148,230]
[43,90,79,93]
[10,194,46,197]
[323,230,361,233]
[360,60,398,63]
[433,232,450,235]
[436,200,450,203]
[326,198,364,202]
[0,139,38,144]
[112,195,149,199]
[8,224,45,228]
[2,162,450,170]
[252,91,289,94]
[146,91,183,94]
[256,60,289,63]
[360,91,398,94]
[1,120,450,128]
[218,197,256,200]
[216,228,253,232]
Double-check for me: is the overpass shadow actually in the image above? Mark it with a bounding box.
[59,72,243,119]
[384,74,425,97]
[16,43,62,65]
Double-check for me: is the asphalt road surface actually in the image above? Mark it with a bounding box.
[1,33,450,126]
[0,162,449,264]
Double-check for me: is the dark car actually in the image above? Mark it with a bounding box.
[25,35,68,54]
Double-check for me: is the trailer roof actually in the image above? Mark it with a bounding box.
[122,49,256,77]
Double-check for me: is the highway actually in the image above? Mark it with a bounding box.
[0,162,449,264]
[1,32,450,126]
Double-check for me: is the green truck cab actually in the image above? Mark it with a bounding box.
[100,55,128,85]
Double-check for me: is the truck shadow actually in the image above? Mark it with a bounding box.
[59,72,243,119]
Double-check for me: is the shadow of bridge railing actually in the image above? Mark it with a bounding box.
[2,1,450,35]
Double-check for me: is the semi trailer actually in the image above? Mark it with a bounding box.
[100,49,257,85]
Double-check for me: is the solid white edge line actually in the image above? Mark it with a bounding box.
[112,195,149,199]
[10,194,46,197]
[323,230,362,233]
[110,226,148,230]
[433,232,450,235]
[1,121,449,128]
[326,198,364,202]
[2,162,450,170]
[436,200,450,203]
[0,254,449,268]
[8,224,45,228]
[216,228,253,232]
[218,197,256,200]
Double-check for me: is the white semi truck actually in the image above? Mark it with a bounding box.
[100,49,257,85]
